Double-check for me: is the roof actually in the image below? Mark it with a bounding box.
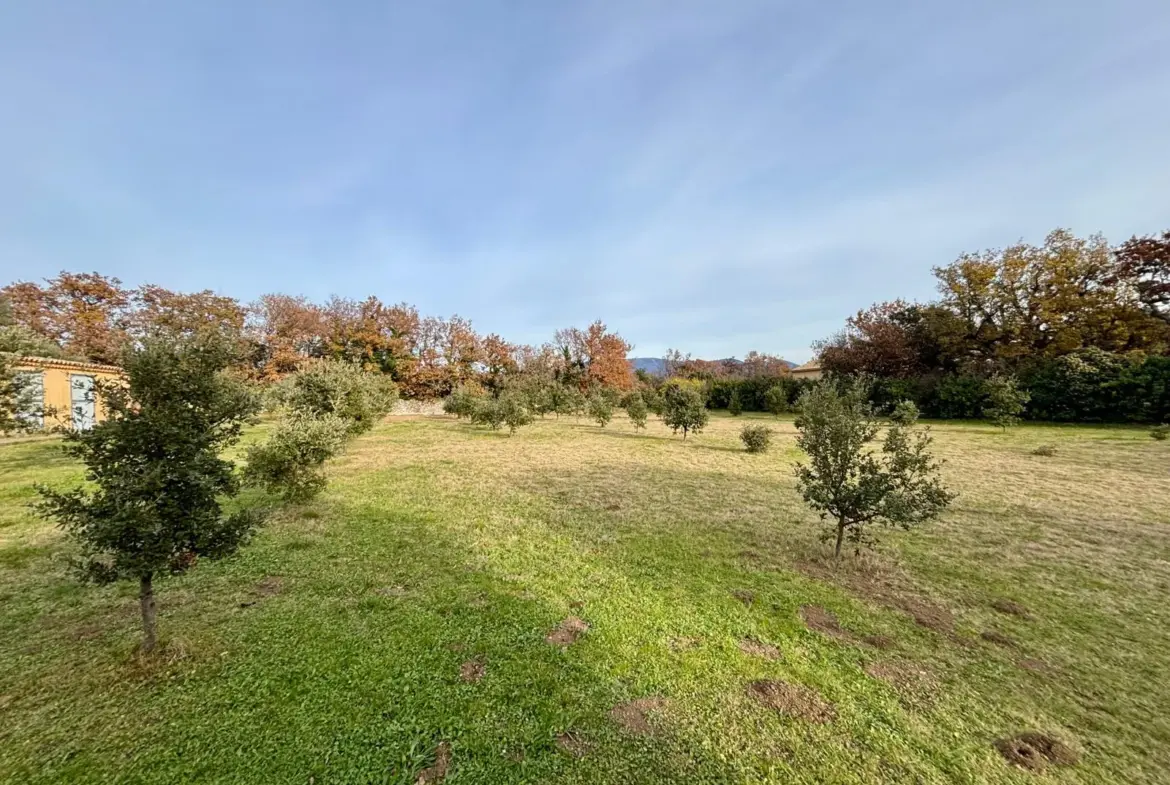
[15,355,123,374]
[791,359,823,373]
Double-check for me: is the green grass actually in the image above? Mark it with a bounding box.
[1,413,1168,784]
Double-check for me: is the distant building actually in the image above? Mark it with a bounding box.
[11,356,122,431]
[789,359,823,380]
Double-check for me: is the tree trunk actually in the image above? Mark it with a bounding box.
[834,525,845,559]
[139,572,157,653]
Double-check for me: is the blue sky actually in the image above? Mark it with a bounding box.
[2,2,1168,362]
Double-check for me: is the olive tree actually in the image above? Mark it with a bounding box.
[284,359,397,435]
[36,334,263,652]
[794,381,954,558]
[243,412,349,502]
[662,385,709,439]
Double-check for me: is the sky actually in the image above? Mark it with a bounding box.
[2,2,1169,362]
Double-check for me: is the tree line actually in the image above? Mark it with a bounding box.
[813,228,1170,423]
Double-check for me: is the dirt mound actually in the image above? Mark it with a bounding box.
[861,634,894,649]
[895,597,954,633]
[991,599,1032,619]
[737,637,782,660]
[415,741,451,784]
[731,590,756,607]
[546,617,589,646]
[994,732,1078,772]
[459,660,485,683]
[609,697,669,735]
[980,630,1016,648]
[746,680,835,723]
[799,605,850,640]
[555,731,590,758]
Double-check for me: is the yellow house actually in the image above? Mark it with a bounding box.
[790,359,824,380]
[12,356,122,430]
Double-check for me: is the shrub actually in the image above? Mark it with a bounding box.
[984,374,1030,431]
[499,392,533,435]
[35,334,263,652]
[764,385,788,416]
[1152,424,1170,441]
[662,385,709,439]
[1032,444,1058,456]
[587,392,614,427]
[740,424,773,453]
[470,397,506,430]
[442,387,478,418]
[285,360,397,435]
[889,399,920,426]
[794,380,954,558]
[624,394,648,429]
[243,412,349,502]
[728,388,744,416]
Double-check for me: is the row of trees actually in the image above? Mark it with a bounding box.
[815,228,1170,422]
[0,273,636,399]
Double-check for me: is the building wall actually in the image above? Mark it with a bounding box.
[12,358,122,429]
[790,367,824,381]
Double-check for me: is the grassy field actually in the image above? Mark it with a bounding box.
[1,412,1168,784]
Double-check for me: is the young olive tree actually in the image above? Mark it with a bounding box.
[284,359,396,435]
[471,397,506,430]
[662,385,709,439]
[36,335,263,652]
[983,374,1029,431]
[243,412,349,503]
[587,392,614,427]
[624,393,648,430]
[794,381,954,558]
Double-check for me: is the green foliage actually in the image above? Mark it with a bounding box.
[794,380,954,557]
[764,384,788,416]
[1152,424,1170,441]
[442,387,478,419]
[624,393,648,429]
[1032,444,1058,456]
[984,374,1029,430]
[587,392,614,427]
[243,412,349,503]
[499,392,533,435]
[641,387,664,416]
[35,334,263,650]
[661,385,709,439]
[935,374,988,419]
[470,397,506,430]
[889,399,920,426]
[285,359,397,435]
[558,386,587,418]
[739,423,773,453]
[727,388,743,416]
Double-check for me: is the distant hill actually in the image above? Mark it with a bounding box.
[629,357,795,377]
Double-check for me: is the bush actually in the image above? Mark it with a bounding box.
[1032,444,1058,456]
[889,399,919,426]
[794,380,954,558]
[728,388,744,416]
[499,392,533,435]
[984,374,1029,430]
[662,385,709,439]
[285,360,396,435]
[587,393,614,427]
[243,412,349,502]
[624,394,648,429]
[740,424,773,453]
[470,397,506,430]
[442,387,478,418]
[764,385,788,416]
[1152,424,1170,441]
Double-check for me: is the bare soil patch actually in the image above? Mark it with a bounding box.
[991,598,1032,619]
[546,617,589,647]
[555,731,590,758]
[459,659,485,683]
[861,634,895,650]
[799,605,851,640]
[745,680,835,723]
[981,630,1017,648]
[731,589,756,608]
[609,697,669,736]
[415,741,451,784]
[994,732,1078,772]
[737,637,782,660]
[894,597,954,633]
